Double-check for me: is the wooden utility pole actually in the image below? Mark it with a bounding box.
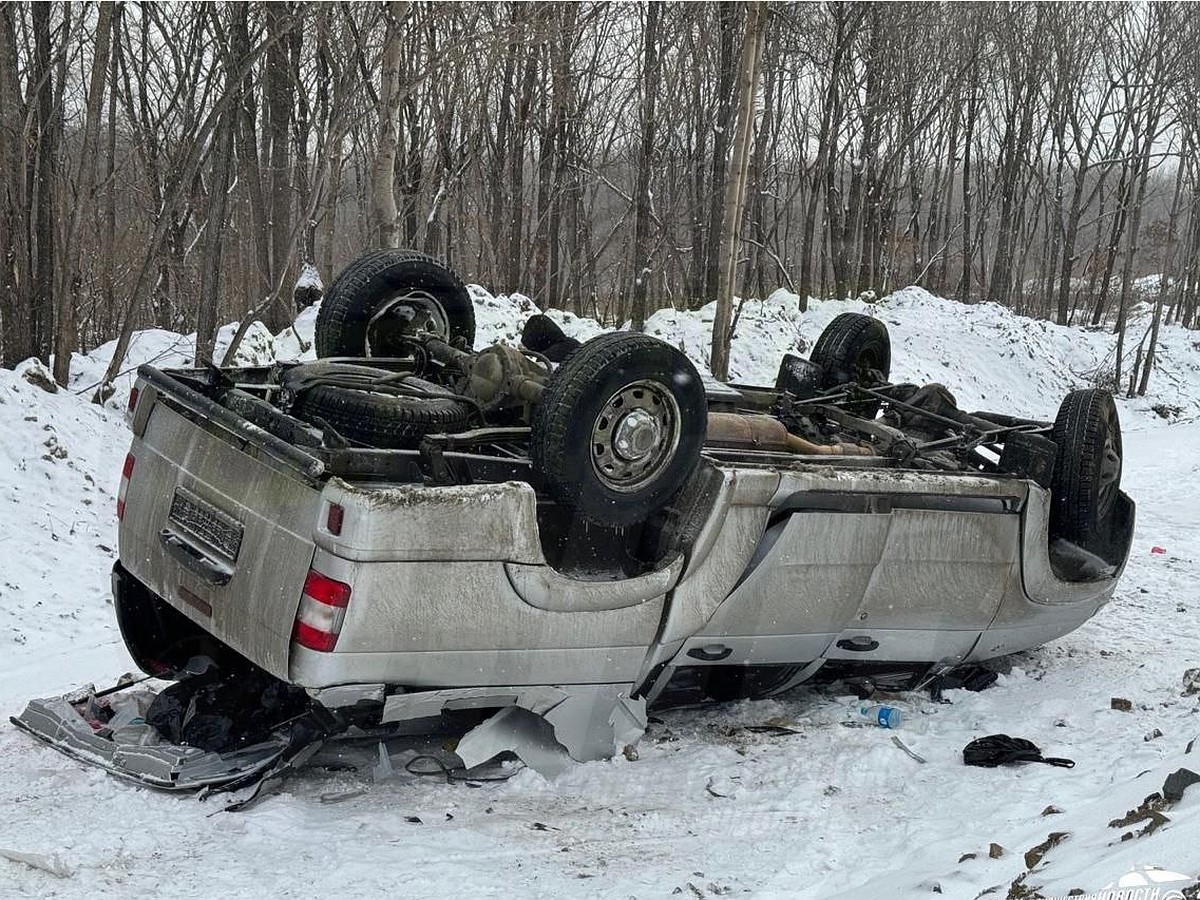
[711,1,766,381]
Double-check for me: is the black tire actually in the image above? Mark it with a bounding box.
[531,332,706,526]
[521,313,581,363]
[774,353,825,400]
[293,383,473,449]
[1050,389,1122,554]
[315,249,475,357]
[810,313,891,416]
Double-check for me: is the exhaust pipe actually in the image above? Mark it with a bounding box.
[706,413,875,457]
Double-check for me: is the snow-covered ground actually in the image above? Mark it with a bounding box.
[1,287,1198,899]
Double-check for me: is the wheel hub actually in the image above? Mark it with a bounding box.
[365,291,450,356]
[590,380,681,492]
[612,409,662,461]
[1098,432,1121,514]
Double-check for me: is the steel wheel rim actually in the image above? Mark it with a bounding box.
[853,347,882,384]
[365,291,450,356]
[590,380,681,493]
[1097,429,1121,517]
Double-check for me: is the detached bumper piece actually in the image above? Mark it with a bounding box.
[10,681,301,794]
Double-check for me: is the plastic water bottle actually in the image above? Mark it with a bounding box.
[853,703,903,729]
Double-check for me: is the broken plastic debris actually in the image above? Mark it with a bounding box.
[319,787,370,804]
[1151,546,1167,555]
[372,741,395,783]
[456,707,571,778]
[891,735,927,763]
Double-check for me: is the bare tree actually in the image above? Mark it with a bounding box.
[54,3,114,384]
[371,1,406,248]
[0,0,1194,382]
[711,0,766,380]
[628,2,661,331]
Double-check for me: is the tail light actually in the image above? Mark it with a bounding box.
[125,386,140,420]
[116,453,135,521]
[325,503,345,536]
[125,381,153,436]
[293,568,352,652]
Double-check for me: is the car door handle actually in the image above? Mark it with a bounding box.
[159,530,233,586]
[836,636,879,652]
[687,644,733,662]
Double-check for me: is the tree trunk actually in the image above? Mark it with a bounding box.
[711,0,765,381]
[264,4,295,330]
[30,2,57,365]
[230,4,271,315]
[507,47,539,290]
[98,3,121,352]
[1090,165,1130,327]
[196,108,236,366]
[629,2,660,331]
[0,2,31,367]
[842,6,881,300]
[372,1,406,248]
[1137,153,1184,395]
[958,88,978,302]
[55,3,113,384]
[486,8,517,276]
[704,2,738,304]
[685,19,708,302]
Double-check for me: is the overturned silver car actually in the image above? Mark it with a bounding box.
[13,250,1134,788]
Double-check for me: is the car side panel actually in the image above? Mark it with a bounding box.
[290,552,666,688]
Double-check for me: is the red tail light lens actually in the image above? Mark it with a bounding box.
[293,568,352,652]
[117,453,135,521]
[302,570,351,607]
[325,503,345,536]
[126,386,140,416]
[293,621,339,652]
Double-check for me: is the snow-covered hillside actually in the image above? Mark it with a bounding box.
[0,288,1197,899]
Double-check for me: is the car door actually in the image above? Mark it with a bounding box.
[682,489,1021,667]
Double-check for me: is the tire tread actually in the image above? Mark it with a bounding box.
[1050,388,1120,547]
[315,249,474,357]
[809,312,890,416]
[294,384,472,448]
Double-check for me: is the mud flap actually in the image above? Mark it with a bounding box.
[9,681,295,791]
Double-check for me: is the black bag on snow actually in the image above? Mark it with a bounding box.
[962,734,1075,769]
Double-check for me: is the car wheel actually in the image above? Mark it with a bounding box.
[315,249,476,357]
[530,332,706,526]
[113,564,233,678]
[293,383,473,449]
[809,313,891,417]
[521,314,581,363]
[1050,389,1122,555]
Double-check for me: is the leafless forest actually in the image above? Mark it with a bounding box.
[1,2,1198,393]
